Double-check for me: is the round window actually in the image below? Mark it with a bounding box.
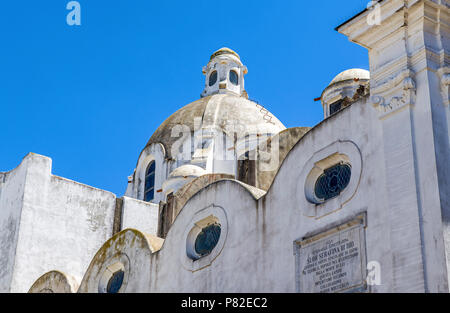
[98,257,129,294]
[314,163,351,201]
[229,70,239,86]
[194,223,221,257]
[106,269,124,293]
[209,71,218,86]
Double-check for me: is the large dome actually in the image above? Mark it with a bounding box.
[145,94,286,159]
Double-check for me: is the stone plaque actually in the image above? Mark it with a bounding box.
[295,215,367,293]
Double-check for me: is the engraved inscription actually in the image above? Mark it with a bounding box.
[296,221,366,293]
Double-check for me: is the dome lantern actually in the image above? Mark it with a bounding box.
[201,48,248,98]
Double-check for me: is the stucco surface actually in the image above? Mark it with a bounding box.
[78,229,163,293]
[143,94,286,160]
[28,270,79,293]
[121,197,159,236]
[0,153,117,293]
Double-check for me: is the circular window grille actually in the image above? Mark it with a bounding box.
[194,223,221,257]
[314,163,351,201]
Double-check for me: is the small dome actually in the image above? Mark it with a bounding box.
[168,165,207,179]
[329,69,370,85]
[162,165,207,196]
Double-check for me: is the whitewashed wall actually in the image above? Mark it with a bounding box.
[0,156,28,292]
[338,0,450,292]
[0,153,117,292]
[121,196,159,236]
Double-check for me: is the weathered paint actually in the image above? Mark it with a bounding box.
[28,270,79,293]
[0,153,116,293]
[4,0,450,293]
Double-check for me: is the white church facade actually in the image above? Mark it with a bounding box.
[1,0,449,293]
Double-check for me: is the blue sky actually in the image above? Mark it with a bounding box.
[0,0,369,196]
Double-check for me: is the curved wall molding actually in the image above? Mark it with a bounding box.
[296,140,362,219]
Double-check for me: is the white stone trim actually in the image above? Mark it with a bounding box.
[97,253,130,293]
[180,204,228,272]
[304,153,351,205]
[370,74,416,119]
[135,143,166,203]
[438,66,450,106]
[297,140,362,219]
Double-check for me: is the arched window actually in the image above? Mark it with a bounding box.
[144,161,156,202]
[209,71,218,86]
[314,163,351,201]
[229,70,239,85]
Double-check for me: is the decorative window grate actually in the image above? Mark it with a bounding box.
[314,163,351,201]
[195,223,221,257]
